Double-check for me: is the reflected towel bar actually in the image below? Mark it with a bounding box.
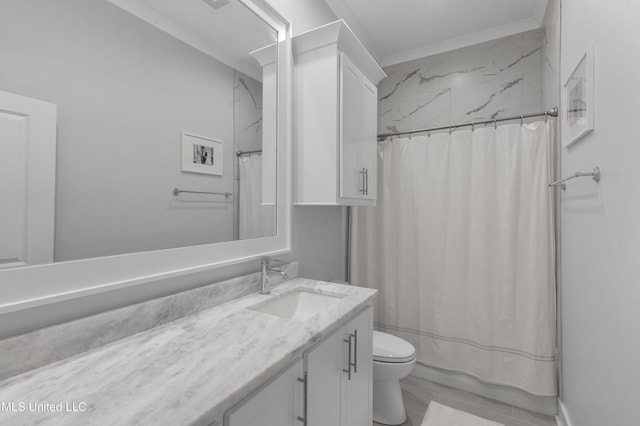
[173,188,232,198]
[236,150,262,157]
[549,167,601,191]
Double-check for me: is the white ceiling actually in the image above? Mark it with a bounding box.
[323,0,548,67]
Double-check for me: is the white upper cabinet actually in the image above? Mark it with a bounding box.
[293,21,386,206]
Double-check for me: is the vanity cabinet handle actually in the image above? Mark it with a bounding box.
[352,329,358,374]
[343,334,353,380]
[297,372,307,425]
[344,331,357,379]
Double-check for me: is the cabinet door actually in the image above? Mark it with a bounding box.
[339,53,364,200]
[360,80,378,200]
[305,326,346,426]
[224,360,304,426]
[342,306,373,426]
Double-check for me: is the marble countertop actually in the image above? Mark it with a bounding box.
[0,279,377,425]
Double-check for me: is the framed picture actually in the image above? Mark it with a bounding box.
[563,45,595,148]
[181,133,223,176]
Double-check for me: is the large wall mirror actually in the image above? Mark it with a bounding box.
[0,0,292,312]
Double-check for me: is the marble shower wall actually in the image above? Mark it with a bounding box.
[234,71,263,153]
[378,29,544,134]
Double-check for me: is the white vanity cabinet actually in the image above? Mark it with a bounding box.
[224,306,373,426]
[342,306,374,425]
[293,21,386,206]
[306,306,373,426]
[224,359,304,426]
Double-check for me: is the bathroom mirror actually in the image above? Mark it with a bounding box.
[0,0,292,312]
[1,0,279,264]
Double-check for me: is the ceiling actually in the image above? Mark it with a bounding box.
[323,0,548,67]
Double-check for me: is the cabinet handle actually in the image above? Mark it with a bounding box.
[364,169,368,196]
[343,334,353,380]
[297,372,307,425]
[359,168,366,194]
[353,329,358,374]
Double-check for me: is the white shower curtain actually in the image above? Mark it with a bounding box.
[239,154,275,239]
[350,121,556,396]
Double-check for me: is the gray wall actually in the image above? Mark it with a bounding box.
[0,0,236,261]
[559,0,640,425]
[378,29,544,134]
[0,0,347,339]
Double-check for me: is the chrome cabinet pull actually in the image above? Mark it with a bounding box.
[344,331,357,380]
[352,329,358,373]
[297,372,307,425]
[364,169,368,196]
[359,168,366,194]
[343,334,353,380]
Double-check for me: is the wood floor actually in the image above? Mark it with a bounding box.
[373,375,557,426]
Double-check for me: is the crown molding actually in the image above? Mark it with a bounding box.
[322,0,383,62]
[381,17,541,67]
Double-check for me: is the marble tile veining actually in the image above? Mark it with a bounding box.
[379,29,544,134]
[0,262,298,382]
[0,279,376,425]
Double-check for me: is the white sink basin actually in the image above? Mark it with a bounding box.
[249,289,344,320]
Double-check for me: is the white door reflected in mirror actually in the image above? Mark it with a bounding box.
[0,91,56,269]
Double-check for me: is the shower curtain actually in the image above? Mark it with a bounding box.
[350,121,556,396]
[238,154,275,239]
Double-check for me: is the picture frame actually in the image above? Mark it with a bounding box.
[181,132,223,176]
[563,45,595,148]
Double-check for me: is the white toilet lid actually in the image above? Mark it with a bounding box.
[373,331,416,363]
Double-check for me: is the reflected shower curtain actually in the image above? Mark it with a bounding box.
[239,154,275,239]
[350,121,556,396]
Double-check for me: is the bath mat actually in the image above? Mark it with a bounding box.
[421,401,505,426]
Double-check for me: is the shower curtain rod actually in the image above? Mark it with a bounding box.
[236,149,262,157]
[377,107,558,140]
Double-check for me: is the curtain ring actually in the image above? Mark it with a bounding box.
[545,112,548,123]
[520,115,524,126]
[471,122,475,132]
[427,130,431,138]
[494,119,497,129]
[448,126,452,135]
[409,132,412,140]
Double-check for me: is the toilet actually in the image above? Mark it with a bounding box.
[372,331,416,425]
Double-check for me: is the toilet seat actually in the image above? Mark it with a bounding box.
[373,331,416,363]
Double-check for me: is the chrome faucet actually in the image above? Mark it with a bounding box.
[260,256,289,295]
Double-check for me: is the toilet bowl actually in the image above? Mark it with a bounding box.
[372,331,416,425]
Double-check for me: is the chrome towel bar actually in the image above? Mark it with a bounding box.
[549,167,601,191]
[173,188,232,198]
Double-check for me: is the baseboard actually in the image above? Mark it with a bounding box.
[411,363,558,416]
[555,400,573,426]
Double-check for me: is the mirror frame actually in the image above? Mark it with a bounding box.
[0,0,292,314]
